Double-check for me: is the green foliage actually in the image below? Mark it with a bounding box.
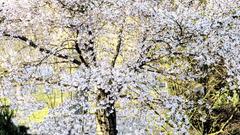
[165,59,240,134]
[0,105,29,135]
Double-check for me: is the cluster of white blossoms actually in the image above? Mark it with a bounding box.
[28,99,96,135]
[0,0,239,134]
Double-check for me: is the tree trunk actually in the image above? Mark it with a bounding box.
[96,89,118,135]
[96,106,117,135]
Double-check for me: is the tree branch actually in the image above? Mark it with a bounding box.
[112,28,123,67]
[3,33,82,66]
[74,30,90,68]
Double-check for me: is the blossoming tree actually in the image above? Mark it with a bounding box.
[0,0,239,134]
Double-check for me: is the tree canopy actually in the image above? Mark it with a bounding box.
[0,0,239,134]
